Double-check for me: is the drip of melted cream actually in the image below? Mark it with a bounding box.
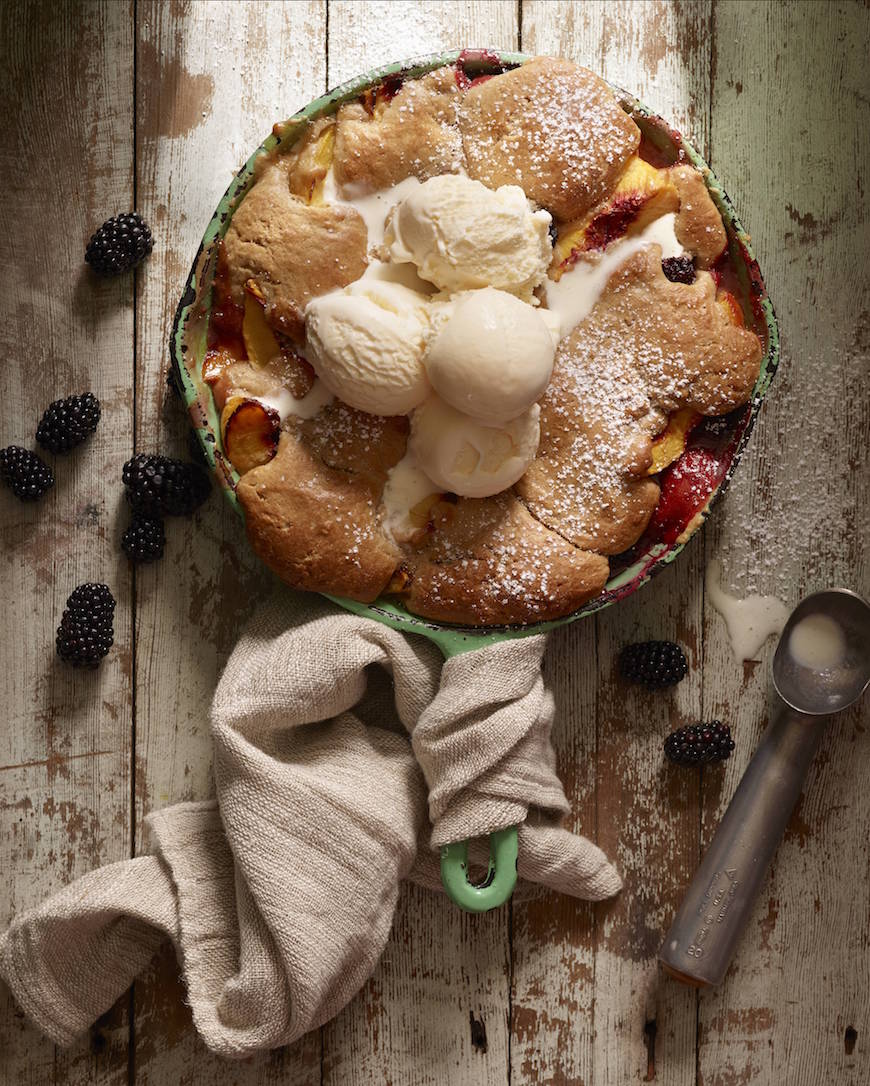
[544,212,684,338]
[789,614,847,671]
[358,256,438,294]
[257,380,334,422]
[381,451,439,543]
[321,169,421,250]
[706,560,790,662]
[320,168,435,294]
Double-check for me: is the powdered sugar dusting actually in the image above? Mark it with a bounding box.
[485,82,624,188]
[220,58,766,622]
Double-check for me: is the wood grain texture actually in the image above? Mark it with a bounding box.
[132,3,325,1084]
[0,1,135,1083]
[699,3,870,1084]
[321,11,519,1085]
[1,2,869,1084]
[326,0,519,87]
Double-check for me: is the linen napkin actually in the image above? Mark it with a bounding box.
[0,591,620,1056]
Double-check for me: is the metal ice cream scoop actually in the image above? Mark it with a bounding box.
[659,588,870,988]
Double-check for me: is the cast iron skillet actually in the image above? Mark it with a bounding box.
[170,49,779,912]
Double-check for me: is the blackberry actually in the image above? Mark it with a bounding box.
[0,445,54,501]
[67,582,115,622]
[662,256,696,284]
[85,212,153,276]
[620,640,688,688]
[664,721,735,766]
[122,453,210,516]
[121,514,165,563]
[36,392,101,453]
[547,218,558,248]
[56,583,115,669]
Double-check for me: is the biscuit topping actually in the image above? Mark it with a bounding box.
[211,56,766,626]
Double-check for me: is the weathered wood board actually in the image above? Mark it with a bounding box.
[699,4,870,1085]
[1,2,867,1084]
[0,2,135,1083]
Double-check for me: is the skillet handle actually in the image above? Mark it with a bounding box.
[427,628,526,912]
[440,826,519,912]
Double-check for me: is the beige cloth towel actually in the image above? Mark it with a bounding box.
[0,593,620,1056]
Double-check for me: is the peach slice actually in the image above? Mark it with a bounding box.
[308,123,336,205]
[203,348,237,412]
[647,407,702,476]
[405,492,453,545]
[717,290,745,327]
[553,156,680,274]
[287,119,336,205]
[242,291,281,367]
[386,563,413,593]
[220,397,280,475]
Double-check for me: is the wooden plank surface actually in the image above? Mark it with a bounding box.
[699,3,870,1085]
[1,2,868,1084]
[0,2,135,1083]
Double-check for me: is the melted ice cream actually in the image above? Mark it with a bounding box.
[706,559,790,662]
[544,212,684,338]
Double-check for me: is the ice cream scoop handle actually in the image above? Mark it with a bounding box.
[659,707,825,987]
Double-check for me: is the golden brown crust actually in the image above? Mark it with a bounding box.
[520,244,761,552]
[398,492,610,625]
[237,433,400,602]
[224,163,368,341]
[670,164,728,268]
[333,67,464,193]
[459,58,640,222]
[217,60,765,626]
[517,345,663,555]
[597,246,762,415]
[297,402,409,489]
[227,357,314,405]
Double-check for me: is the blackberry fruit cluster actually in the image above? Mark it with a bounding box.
[661,256,696,284]
[85,212,153,276]
[56,583,116,669]
[619,641,688,689]
[664,721,735,766]
[121,514,166,564]
[122,453,210,517]
[0,446,54,501]
[36,392,101,454]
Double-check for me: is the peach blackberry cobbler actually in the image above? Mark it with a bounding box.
[202,56,764,626]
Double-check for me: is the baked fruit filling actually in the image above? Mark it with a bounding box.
[203,56,764,626]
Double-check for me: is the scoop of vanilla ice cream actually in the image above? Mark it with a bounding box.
[409,396,540,498]
[386,175,552,300]
[305,280,432,415]
[425,287,555,423]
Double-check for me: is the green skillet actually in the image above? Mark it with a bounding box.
[170,48,779,914]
